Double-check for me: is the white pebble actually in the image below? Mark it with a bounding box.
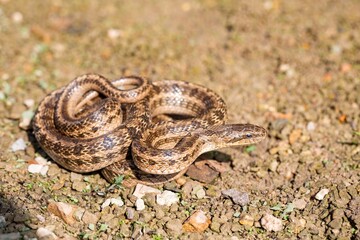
[11,138,27,152]
[23,99,35,108]
[315,188,329,200]
[307,122,316,131]
[261,214,283,232]
[36,215,45,223]
[107,28,123,39]
[40,165,49,176]
[35,156,49,165]
[101,197,124,209]
[36,227,58,239]
[135,198,145,211]
[156,190,179,206]
[11,12,23,23]
[133,183,161,199]
[28,164,43,174]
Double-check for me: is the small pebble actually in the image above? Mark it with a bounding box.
[101,197,124,209]
[183,210,211,233]
[10,138,27,152]
[36,215,45,223]
[166,219,183,235]
[261,214,283,232]
[28,164,48,176]
[293,198,307,209]
[0,216,6,227]
[11,12,23,23]
[48,201,77,225]
[36,227,58,240]
[315,188,330,200]
[221,189,250,206]
[0,232,21,240]
[306,122,316,131]
[133,184,161,199]
[24,99,35,108]
[107,28,123,39]
[192,185,206,199]
[35,156,49,165]
[126,207,135,220]
[81,211,99,225]
[135,198,145,211]
[239,214,254,227]
[156,190,179,206]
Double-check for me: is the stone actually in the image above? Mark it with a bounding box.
[133,184,161,199]
[0,216,6,227]
[156,190,179,206]
[48,202,77,225]
[166,219,183,235]
[261,214,283,232]
[101,197,124,209]
[82,211,98,225]
[126,207,135,220]
[192,185,206,199]
[135,198,145,211]
[183,210,211,233]
[307,122,316,131]
[71,181,88,192]
[0,232,21,240]
[10,138,27,152]
[221,189,250,206]
[186,162,219,183]
[293,198,307,210]
[289,129,302,144]
[239,214,254,227]
[36,227,58,240]
[70,172,83,182]
[28,164,49,176]
[315,188,330,200]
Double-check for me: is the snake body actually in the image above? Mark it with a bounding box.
[33,74,267,186]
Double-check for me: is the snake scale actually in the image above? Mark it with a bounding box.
[33,74,267,186]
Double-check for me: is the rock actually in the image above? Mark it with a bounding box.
[239,214,254,227]
[142,193,157,207]
[48,202,77,225]
[206,185,221,198]
[307,122,316,131]
[107,28,123,39]
[0,216,6,227]
[155,207,165,219]
[289,129,302,144]
[70,172,83,182]
[71,181,88,192]
[10,138,27,152]
[0,232,21,240]
[156,190,179,206]
[186,161,219,183]
[28,164,49,176]
[133,184,161,199]
[293,198,307,210]
[315,188,330,200]
[36,227,58,240]
[101,197,124,209]
[191,185,206,199]
[166,219,183,235]
[175,177,187,186]
[182,181,196,198]
[210,220,221,233]
[126,207,135,220]
[81,211,98,225]
[24,99,35,108]
[220,222,232,234]
[183,210,211,233]
[135,198,145,211]
[221,189,250,206]
[269,160,279,172]
[261,214,283,232]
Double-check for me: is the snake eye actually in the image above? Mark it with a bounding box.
[246,133,252,138]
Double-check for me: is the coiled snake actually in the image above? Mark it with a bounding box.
[33,74,267,186]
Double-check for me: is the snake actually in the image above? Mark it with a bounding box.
[32,74,267,186]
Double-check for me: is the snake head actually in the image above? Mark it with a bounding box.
[207,123,267,146]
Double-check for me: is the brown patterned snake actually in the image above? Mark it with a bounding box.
[33,74,267,186]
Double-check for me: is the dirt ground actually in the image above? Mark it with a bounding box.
[0,0,359,239]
